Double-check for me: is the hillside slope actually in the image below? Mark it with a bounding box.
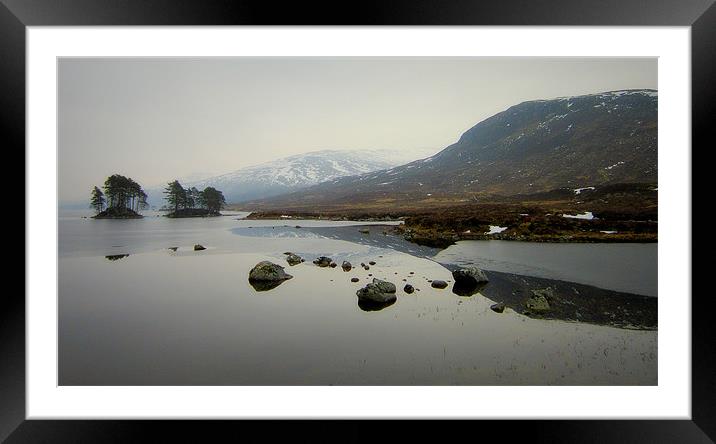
[243,90,657,210]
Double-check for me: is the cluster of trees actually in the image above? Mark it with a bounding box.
[90,174,147,214]
[163,180,226,213]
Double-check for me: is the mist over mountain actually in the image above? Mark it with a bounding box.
[243,90,657,210]
[144,148,436,207]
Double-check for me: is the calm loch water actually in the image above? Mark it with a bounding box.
[58,210,657,385]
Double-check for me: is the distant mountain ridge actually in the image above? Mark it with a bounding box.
[243,89,658,210]
[145,148,436,206]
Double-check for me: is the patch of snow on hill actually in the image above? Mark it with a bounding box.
[563,212,596,220]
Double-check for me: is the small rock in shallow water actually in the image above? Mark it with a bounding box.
[351,277,360,283]
[431,280,448,289]
[313,256,332,267]
[490,302,505,313]
[359,228,370,234]
[369,261,376,266]
[194,244,206,251]
[341,261,352,271]
[286,254,302,266]
[404,284,415,294]
[364,265,370,270]
[329,262,337,268]
[168,247,178,252]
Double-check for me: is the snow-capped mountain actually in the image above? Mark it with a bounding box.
[147,148,436,205]
[244,89,658,210]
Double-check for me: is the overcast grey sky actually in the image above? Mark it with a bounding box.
[58,57,656,202]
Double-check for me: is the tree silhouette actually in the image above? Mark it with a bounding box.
[163,180,186,212]
[163,180,226,216]
[201,187,226,213]
[93,174,146,216]
[90,186,105,214]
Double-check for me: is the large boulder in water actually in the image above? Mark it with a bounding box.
[356,279,397,312]
[371,278,396,294]
[452,267,489,285]
[356,278,397,304]
[249,261,293,282]
[451,267,489,296]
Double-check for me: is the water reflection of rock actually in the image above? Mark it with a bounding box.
[451,280,487,296]
[249,279,288,292]
[248,261,293,292]
[105,254,129,261]
[358,298,396,312]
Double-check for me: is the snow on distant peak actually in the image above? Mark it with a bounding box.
[148,148,437,204]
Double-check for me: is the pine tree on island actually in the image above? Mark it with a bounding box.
[90,174,147,219]
[163,180,226,218]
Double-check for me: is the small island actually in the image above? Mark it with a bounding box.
[90,174,147,219]
[162,180,226,218]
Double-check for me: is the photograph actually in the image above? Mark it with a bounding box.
[57,56,659,386]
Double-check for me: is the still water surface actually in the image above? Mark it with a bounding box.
[58,210,657,385]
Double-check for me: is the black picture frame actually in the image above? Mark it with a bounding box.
[5,0,710,441]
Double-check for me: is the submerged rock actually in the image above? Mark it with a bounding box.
[342,261,352,272]
[248,261,293,290]
[404,284,415,294]
[286,254,303,266]
[490,302,505,313]
[313,256,333,267]
[168,247,178,252]
[525,288,554,313]
[431,280,448,289]
[193,244,206,251]
[359,228,370,234]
